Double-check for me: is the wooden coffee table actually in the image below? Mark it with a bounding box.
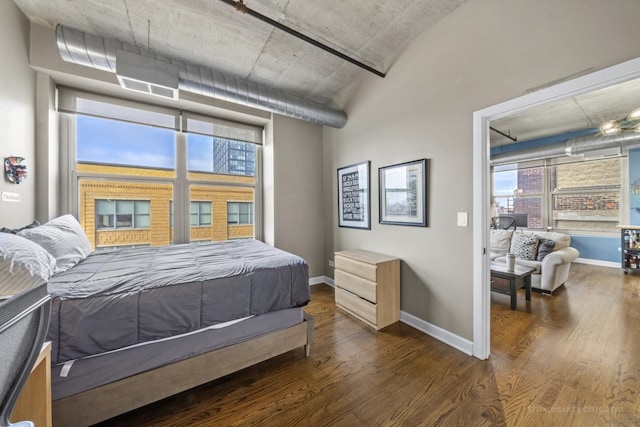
[490,262,535,310]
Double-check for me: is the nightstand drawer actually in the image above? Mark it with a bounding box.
[335,287,377,325]
[335,255,377,282]
[335,269,377,303]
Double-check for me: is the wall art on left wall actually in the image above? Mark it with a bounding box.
[4,157,27,184]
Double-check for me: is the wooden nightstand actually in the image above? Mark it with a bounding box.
[11,341,52,427]
[334,249,400,330]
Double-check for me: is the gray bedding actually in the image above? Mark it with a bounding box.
[46,239,310,364]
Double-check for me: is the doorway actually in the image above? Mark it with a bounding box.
[471,56,640,360]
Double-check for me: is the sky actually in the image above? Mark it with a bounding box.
[77,115,217,172]
[493,169,517,195]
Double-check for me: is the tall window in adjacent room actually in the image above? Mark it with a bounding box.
[59,88,262,250]
[549,158,621,232]
[493,164,544,229]
[491,157,621,232]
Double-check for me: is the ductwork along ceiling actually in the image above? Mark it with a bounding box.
[56,24,348,128]
[490,131,640,166]
[14,0,470,128]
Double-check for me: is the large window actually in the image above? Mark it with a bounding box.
[492,157,621,232]
[77,115,176,169]
[188,136,255,176]
[60,88,262,250]
[493,165,544,229]
[549,158,621,232]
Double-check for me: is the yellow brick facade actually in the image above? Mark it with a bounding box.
[78,164,255,249]
[190,184,254,242]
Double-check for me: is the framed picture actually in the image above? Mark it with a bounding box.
[379,159,427,226]
[337,161,371,229]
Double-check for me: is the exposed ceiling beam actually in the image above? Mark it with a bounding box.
[219,0,386,78]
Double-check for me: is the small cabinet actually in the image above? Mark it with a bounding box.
[334,249,400,330]
[618,225,640,273]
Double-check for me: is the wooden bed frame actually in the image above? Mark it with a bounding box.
[52,313,314,427]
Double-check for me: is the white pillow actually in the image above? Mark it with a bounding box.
[0,233,56,297]
[490,229,513,255]
[18,214,92,274]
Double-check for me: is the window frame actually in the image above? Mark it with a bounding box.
[491,156,622,233]
[227,201,254,225]
[190,201,212,227]
[59,87,263,244]
[95,199,151,230]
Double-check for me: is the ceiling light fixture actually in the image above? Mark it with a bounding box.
[600,120,621,135]
[628,107,640,120]
[600,107,640,135]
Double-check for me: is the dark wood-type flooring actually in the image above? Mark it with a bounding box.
[95,263,639,426]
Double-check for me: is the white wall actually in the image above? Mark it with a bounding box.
[0,1,36,228]
[324,0,640,340]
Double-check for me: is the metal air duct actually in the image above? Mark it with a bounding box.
[55,25,347,128]
[490,131,640,165]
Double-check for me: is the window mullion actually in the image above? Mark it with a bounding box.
[175,131,189,244]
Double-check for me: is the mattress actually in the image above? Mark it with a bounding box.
[46,239,310,364]
[52,307,304,400]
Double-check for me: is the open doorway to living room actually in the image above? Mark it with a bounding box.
[472,56,640,360]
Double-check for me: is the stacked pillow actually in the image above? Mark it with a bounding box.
[536,238,555,261]
[511,233,539,260]
[510,231,557,262]
[0,233,55,297]
[0,214,91,297]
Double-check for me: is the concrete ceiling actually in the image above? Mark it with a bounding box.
[13,0,468,106]
[490,77,640,148]
[12,0,639,136]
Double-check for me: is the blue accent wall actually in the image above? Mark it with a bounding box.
[570,235,619,263]
[629,148,640,225]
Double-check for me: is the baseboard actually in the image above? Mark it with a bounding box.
[310,276,334,287]
[314,258,619,357]
[400,311,473,356]
[574,258,619,269]
[311,278,470,355]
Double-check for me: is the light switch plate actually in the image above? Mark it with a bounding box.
[457,212,468,227]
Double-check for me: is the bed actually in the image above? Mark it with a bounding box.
[1,215,313,427]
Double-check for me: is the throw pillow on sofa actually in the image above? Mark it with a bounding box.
[536,238,555,261]
[490,229,513,255]
[511,233,538,260]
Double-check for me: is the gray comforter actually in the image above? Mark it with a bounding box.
[46,239,310,364]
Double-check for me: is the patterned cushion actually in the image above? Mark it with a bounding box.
[536,237,556,261]
[511,233,538,261]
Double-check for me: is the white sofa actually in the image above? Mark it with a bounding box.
[490,229,580,294]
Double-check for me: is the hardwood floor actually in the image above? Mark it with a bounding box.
[95,263,639,426]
